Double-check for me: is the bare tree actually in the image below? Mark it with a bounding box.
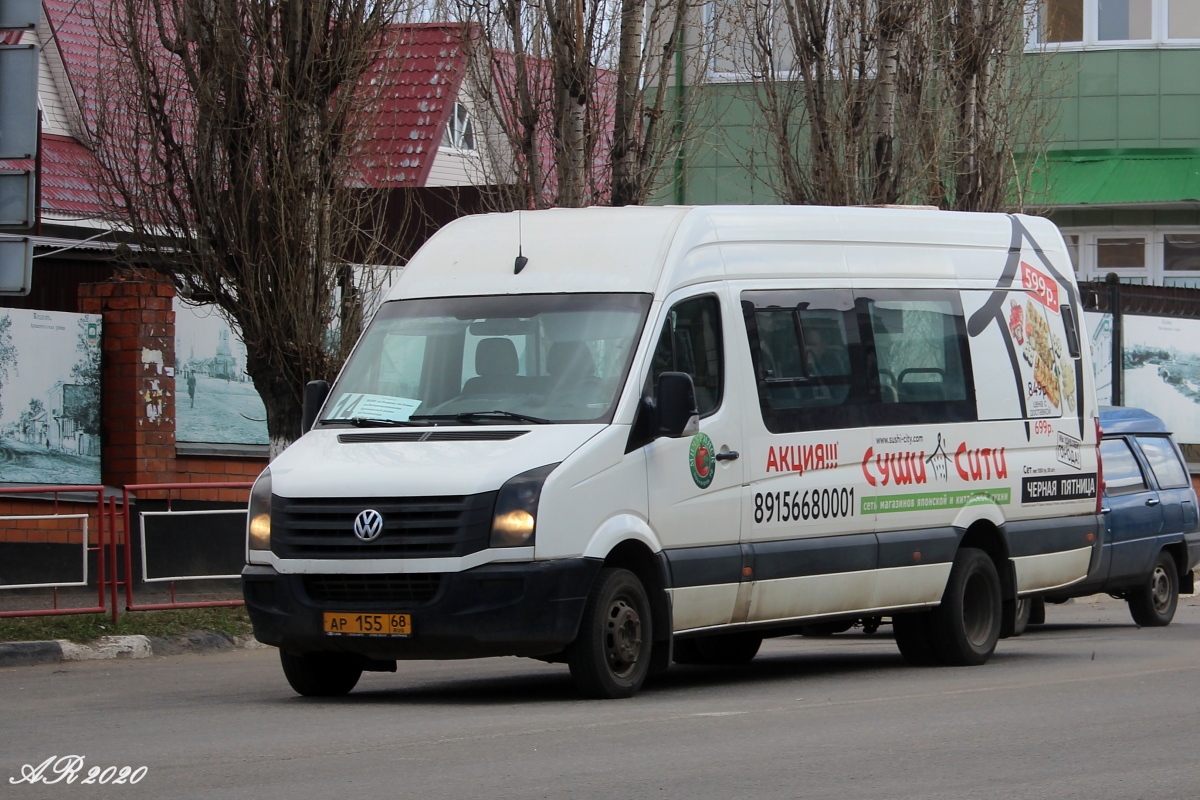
[929,0,1049,211]
[447,0,707,209]
[83,0,409,455]
[713,0,1053,211]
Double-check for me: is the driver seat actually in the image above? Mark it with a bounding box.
[463,338,521,395]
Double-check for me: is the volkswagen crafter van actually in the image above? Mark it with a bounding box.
[243,205,1103,698]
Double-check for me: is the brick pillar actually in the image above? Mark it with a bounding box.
[79,277,176,487]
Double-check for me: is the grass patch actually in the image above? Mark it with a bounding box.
[0,606,254,644]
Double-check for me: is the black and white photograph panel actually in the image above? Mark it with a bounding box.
[174,299,268,446]
[0,309,101,485]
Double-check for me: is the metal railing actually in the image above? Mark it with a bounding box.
[0,486,108,618]
[118,482,252,618]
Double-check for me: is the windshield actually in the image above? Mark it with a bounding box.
[321,293,653,426]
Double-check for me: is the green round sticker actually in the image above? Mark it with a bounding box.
[689,432,716,489]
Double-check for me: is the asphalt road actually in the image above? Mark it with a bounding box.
[4,594,1200,800]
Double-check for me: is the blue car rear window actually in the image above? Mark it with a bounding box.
[1136,436,1191,490]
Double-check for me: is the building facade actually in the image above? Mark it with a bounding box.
[676,1,1200,290]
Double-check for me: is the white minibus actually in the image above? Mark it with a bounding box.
[243,205,1102,698]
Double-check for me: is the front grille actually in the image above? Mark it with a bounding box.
[270,493,496,559]
[303,574,442,604]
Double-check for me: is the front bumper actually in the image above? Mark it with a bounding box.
[242,558,602,660]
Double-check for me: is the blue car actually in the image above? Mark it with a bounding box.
[1027,407,1200,628]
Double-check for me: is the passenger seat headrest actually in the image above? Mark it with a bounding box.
[547,341,596,379]
[476,338,519,377]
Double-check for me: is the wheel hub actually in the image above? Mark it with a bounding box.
[1150,566,1172,613]
[604,597,642,676]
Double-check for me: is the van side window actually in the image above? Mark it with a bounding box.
[650,295,723,416]
[1136,436,1191,490]
[1101,438,1148,495]
[741,289,869,433]
[742,288,977,433]
[863,293,972,417]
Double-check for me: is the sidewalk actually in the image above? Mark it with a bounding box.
[0,630,265,668]
[0,579,256,668]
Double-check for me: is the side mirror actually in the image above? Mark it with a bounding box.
[301,380,330,433]
[656,372,699,438]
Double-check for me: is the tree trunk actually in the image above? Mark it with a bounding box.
[611,0,646,206]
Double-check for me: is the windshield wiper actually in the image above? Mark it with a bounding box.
[409,410,550,425]
[320,417,420,428]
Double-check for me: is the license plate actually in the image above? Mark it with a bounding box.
[323,612,412,636]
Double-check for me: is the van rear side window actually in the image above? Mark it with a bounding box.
[742,289,976,433]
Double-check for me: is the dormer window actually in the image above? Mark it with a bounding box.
[444,102,475,151]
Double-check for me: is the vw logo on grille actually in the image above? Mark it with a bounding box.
[353,509,384,542]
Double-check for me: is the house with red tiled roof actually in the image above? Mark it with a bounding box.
[0,5,492,313]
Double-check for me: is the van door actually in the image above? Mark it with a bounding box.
[644,289,746,633]
[737,288,879,624]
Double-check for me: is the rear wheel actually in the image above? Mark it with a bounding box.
[568,568,652,698]
[1028,596,1046,626]
[800,620,854,637]
[673,632,763,665]
[1128,551,1179,627]
[279,650,363,697]
[1012,596,1033,636]
[929,547,1002,666]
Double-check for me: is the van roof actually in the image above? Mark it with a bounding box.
[388,205,1064,301]
[1099,406,1171,436]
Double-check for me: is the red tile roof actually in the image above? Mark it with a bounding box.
[36,135,109,219]
[351,24,470,188]
[12,5,470,222]
[44,0,109,129]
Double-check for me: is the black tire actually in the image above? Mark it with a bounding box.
[1028,596,1046,626]
[892,610,941,666]
[1128,550,1179,627]
[929,547,1002,666]
[686,633,758,662]
[568,568,652,698]
[279,650,363,697]
[1012,596,1033,637]
[800,620,854,637]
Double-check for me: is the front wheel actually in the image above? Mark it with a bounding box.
[929,547,1002,666]
[279,650,363,697]
[893,610,940,666]
[1128,551,1179,627]
[568,568,652,699]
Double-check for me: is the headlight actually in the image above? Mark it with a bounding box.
[490,464,558,548]
[247,468,272,552]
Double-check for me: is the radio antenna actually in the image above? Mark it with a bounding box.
[514,210,528,274]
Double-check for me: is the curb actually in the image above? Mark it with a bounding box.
[0,632,266,668]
